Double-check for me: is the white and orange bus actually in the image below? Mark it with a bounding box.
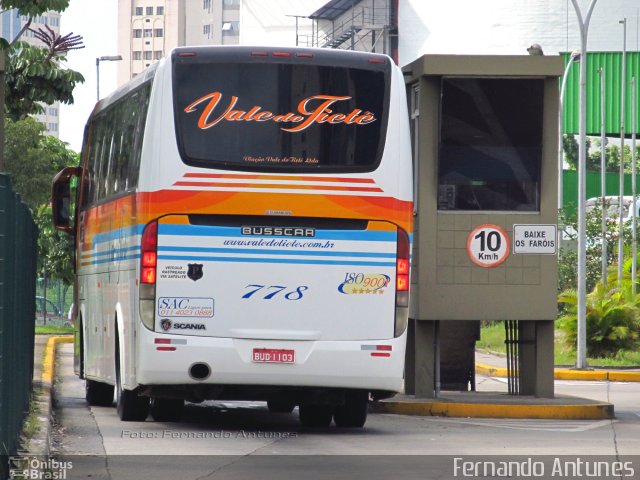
[52,46,413,428]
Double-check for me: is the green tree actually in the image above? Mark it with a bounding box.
[4,117,78,209]
[563,133,640,173]
[35,203,75,286]
[562,134,582,170]
[4,28,84,121]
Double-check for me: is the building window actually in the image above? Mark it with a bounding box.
[154,28,163,37]
[48,107,58,116]
[133,51,142,60]
[144,51,152,60]
[203,24,210,35]
[135,6,143,15]
[154,50,163,60]
[437,77,544,211]
[146,6,153,15]
[157,6,164,15]
[133,28,142,38]
[143,29,152,37]
[203,0,211,11]
[223,0,239,6]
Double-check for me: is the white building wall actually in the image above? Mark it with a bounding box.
[185,0,240,46]
[399,0,640,66]
[118,0,185,85]
[240,0,324,47]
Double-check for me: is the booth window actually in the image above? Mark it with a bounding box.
[438,77,543,211]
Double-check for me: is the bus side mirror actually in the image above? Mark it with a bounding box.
[52,167,82,235]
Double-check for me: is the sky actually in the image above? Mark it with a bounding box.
[59,0,118,153]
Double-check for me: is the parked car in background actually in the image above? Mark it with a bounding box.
[585,196,640,222]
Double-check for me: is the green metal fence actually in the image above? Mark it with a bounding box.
[0,174,38,476]
[562,169,640,218]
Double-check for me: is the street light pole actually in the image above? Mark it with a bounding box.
[96,55,123,101]
[619,19,627,285]
[559,51,581,213]
[600,68,607,285]
[570,0,598,370]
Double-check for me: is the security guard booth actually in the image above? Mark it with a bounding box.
[403,55,565,398]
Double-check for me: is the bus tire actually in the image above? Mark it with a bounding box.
[333,390,368,428]
[150,397,184,422]
[299,404,333,428]
[267,399,295,414]
[115,332,149,421]
[85,379,114,407]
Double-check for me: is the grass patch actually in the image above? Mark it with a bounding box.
[479,321,640,367]
[19,395,42,451]
[35,325,73,335]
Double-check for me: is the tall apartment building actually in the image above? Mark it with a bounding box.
[117,0,240,85]
[0,10,62,137]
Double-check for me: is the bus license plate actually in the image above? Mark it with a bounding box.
[252,348,295,364]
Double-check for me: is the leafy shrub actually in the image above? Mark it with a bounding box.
[558,260,640,357]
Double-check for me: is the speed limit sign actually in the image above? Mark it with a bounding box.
[466,224,510,268]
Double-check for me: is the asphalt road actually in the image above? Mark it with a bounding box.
[50,343,640,480]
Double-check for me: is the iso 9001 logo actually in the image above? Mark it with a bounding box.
[9,456,73,479]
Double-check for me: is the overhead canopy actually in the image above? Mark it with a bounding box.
[309,0,364,20]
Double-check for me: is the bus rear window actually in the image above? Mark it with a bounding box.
[173,59,389,172]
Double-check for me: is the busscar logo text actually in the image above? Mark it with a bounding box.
[241,226,315,237]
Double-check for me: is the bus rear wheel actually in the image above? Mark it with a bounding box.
[150,397,184,422]
[299,404,333,428]
[333,390,368,428]
[115,334,149,421]
[85,379,114,407]
[116,374,149,421]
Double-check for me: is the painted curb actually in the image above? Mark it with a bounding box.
[475,362,640,382]
[41,336,74,387]
[29,335,74,457]
[372,400,615,420]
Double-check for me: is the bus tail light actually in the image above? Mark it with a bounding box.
[139,220,158,330]
[395,228,410,337]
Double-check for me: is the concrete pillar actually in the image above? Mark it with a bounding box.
[519,320,555,398]
[414,320,436,398]
[404,319,416,395]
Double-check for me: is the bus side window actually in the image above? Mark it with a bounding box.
[110,101,127,195]
[82,81,152,207]
[85,118,105,206]
[128,84,151,188]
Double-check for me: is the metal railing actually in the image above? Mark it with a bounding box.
[305,5,392,51]
[0,173,38,476]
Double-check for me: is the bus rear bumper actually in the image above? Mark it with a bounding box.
[137,331,406,393]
